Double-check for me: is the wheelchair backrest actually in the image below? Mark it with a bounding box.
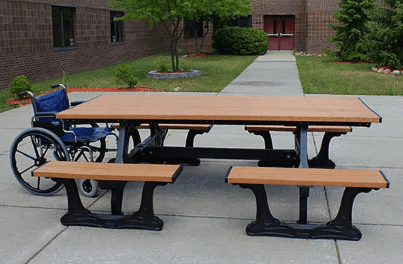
[32,88,69,115]
[31,88,70,135]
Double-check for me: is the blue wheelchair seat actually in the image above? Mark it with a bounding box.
[61,127,113,143]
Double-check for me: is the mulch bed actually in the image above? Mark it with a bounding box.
[334,61,370,64]
[334,61,403,75]
[185,53,212,58]
[6,87,164,107]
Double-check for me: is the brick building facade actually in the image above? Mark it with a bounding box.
[0,0,339,90]
[0,0,170,90]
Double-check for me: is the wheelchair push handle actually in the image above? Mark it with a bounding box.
[51,83,66,89]
[18,91,34,99]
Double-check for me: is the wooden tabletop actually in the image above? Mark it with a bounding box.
[56,94,381,125]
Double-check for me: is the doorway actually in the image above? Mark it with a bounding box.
[264,16,295,50]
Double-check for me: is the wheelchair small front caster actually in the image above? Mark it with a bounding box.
[77,179,99,197]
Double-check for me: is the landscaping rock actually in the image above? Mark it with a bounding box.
[377,68,384,73]
[392,70,401,75]
[371,67,378,72]
[383,69,391,74]
[148,70,201,79]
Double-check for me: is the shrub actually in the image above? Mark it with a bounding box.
[326,0,375,62]
[156,62,169,72]
[116,65,138,87]
[8,75,39,97]
[364,0,403,68]
[213,27,268,55]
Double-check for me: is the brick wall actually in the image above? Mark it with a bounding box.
[176,0,339,55]
[306,0,339,54]
[0,0,341,89]
[0,0,170,90]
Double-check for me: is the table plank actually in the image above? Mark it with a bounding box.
[57,95,381,124]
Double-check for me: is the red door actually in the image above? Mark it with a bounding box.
[264,16,295,50]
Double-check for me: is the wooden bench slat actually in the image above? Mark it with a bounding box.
[137,124,212,131]
[245,125,352,133]
[226,167,389,189]
[33,161,182,183]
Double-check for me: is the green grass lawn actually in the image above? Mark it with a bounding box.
[296,55,403,95]
[0,53,258,112]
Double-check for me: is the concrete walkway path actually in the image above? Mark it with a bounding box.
[0,53,402,264]
[221,52,303,95]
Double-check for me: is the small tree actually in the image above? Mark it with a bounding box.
[109,0,199,72]
[116,65,138,87]
[365,0,403,68]
[326,0,375,61]
[109,0,253,70]
[189,0,253,54]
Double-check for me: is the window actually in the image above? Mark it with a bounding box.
[184,20,204,38]
[111,11,124,43]
[228,16,252,27]
[52,6,75,49]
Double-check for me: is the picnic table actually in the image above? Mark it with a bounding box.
[35,94,388,240]
[56,94,381,166]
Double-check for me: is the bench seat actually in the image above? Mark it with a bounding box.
[226,166,389,240]
[245,125,352,169]
[33,161,183,230]
[245,125,352,133]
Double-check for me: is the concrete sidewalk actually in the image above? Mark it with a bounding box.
[1,53,402,263]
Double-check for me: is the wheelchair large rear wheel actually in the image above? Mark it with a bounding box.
[10,128,70,195]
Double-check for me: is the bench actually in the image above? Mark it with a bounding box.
[32,161,183,230]
[226,166,389,241]
[245,125,352,168]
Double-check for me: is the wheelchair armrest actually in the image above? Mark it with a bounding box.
[35,111,58,117]
[70,100,87,106]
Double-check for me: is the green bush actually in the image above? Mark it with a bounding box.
[116,65,138,87]
[8,75,39,97]
[156,62,169,72]
[213,27,268,55]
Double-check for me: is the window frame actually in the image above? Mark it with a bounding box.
[184,19,204,39]
[110,11,124,44]
[228,16,252,28]
[51,5,76,50]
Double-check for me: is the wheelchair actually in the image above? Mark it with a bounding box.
[9,84,116,197]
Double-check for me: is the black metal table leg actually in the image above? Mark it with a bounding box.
[296,125,310,225]
[297,187,309,224]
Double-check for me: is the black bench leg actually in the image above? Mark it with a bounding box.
[239,184,294,237]
[58,178,105,228]
[252,131,293,167]
[310,187,373,241]
[183,130,207,166]
[119,182,166,230]
[308,132,345,169]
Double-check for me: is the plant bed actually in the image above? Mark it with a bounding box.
[148,69,201,79]
[6,87,163,107]
[334,61,371,64]
[183,53,213,58]
[370,65,403,75]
